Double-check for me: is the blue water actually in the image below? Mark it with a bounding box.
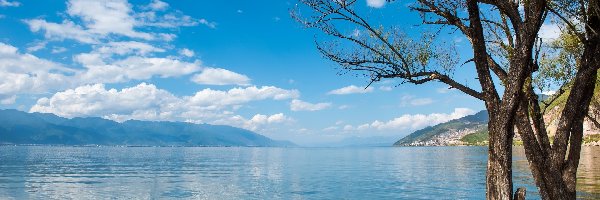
[0,146,598,199]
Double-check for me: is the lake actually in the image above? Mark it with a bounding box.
[0,146,598,199]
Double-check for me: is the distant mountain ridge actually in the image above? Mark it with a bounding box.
[394,110,489,146]
[0,109,294,147]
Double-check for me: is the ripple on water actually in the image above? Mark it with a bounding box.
[0,146,599,199]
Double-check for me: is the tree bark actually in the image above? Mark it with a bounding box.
[514,187,526,200]
[486,116,514,200]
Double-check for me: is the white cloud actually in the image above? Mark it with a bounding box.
[26,41,47,52]
[294,128,310,134]
[351,29,361,37]
[290,99,331,111]
[410,98,433,106]
[340,108,475,132]
[0,0,20,7]
[73,53,104,65]
[0,41,204,98]
[323,126,338,131]
[68,41,188,84]
[191,68,251,86]
[95,41,165,56]
[179,48,195,57]
[328,85,373,95]
[454,37,464,44]
[19,0,219,90]
[30,83,177,118]
[25,19,98,44]
[148,0,168,11]
[0,95,16,105]
[211,113,292,131]
[357,123,370,131]
[51,47,68,54]
[338,105,350,110]
[366,0,386,8]
[30,83,298,132]
[26,1,149,43]
[343,125,354,131]
[79,56,201,83]
[379,86,392,91]
[541,90,556,96]
[437,87,451,94]
[373,108,474,130]
[400,95,434,106]
[0,42,73,97]
[198,19,217,29]
[16,0,226,96]
[137,11,216,29]
[539,23,561,39]
[25,0,216,44]
[158,33,176,41]
[244,113,292,131]
[67,0,153,40]
[185,86,299,108]
[114,57,200,79]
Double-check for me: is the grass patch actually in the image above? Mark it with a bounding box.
[584,134,600,144]
[542,90,570,112]
[513,140,523,146]
[460,129,489,145]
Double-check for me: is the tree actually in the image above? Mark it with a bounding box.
[514,0,600,199]
[292,0,599,199]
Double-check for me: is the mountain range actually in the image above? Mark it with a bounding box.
[395,73,600,146]
[0,109,294,147]
[394,110,489,146]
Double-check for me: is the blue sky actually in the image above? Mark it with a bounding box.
[0,0,499,145]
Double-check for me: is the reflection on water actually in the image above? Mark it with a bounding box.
[0,146,598,199]
[577,147,600,199]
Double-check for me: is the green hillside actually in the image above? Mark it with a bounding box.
[394,110,488,146]
[460,128,489,145]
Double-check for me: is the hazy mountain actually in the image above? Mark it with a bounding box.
[394,110,489,146]
[0,109,295,147]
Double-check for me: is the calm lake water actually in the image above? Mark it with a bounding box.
[0,146,598,199]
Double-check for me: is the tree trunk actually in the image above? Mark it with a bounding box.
[463,1,516,197]
[514,187,526,200]
[516,102,570,200]
[514,2,600,197]
[486,115,514,200]
[516,65,597,199]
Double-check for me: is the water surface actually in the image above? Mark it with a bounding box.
[0,146,598,199]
